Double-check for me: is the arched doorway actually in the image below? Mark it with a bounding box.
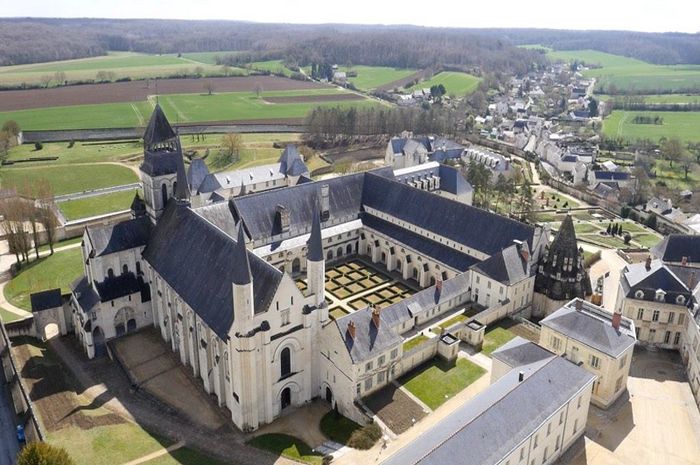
[93,326,106,357]
[346,244,352,255]
[43,323,59,340]
[115,307,135,337]
[326,250,333,261]
[325,386,333,404]
[336,247,343,258]
[127,318,137,333]
[291,258,301,274]
[115,323,126,337]
[281,387,291,410]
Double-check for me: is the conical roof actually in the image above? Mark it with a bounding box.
[143,104,177,148]
[307,207,323,262]
[550,214,578,254]
[232,223,252,285]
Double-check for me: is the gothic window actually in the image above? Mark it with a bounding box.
[161,183,168,207]
[123,264,129,274]
[280,347,291,378]
[107,268,114,279]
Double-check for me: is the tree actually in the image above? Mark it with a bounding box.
[255,84,263,98]
[661,138,683,168]
[588,98,599,117]
[36,178,58,255]
[679,151,695,181]
[53,71,67,85]
[39,74,53,88]
[645,212,658,229]
[606,223,612,235]
[17,442,75,465]
[204,80,214,95]
[2,120,20,137]
[516,183,535,222]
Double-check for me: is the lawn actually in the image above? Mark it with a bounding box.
[402,334,429,352]
[603,110,700,143]
[0,89,379,130]
[247,433,322,465]
[399,358,485,410]
[482,327,516,356]
[59,189,138,221]
[434,314,467,332]
[38,236,83,253]
[0,51,224,87]
[140,447,230,465]
[408,71,480,96]
[0,306,27,323]
[337,65,416,91]
[4,247,83,310]
[249,60,296,77]
[319,411,362,445]
[598,94,700,104]
[0,164,138,196]
[546,49,700,93]
[48,424,172,465]
[4,139,143,165]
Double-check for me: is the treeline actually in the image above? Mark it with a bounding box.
[483,28,700,65]
[303,106,460,146]
[632,115,664,125]
[608,97,700,112]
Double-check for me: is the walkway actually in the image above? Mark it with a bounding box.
[122,441,185,465]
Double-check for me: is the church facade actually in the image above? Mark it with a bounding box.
[68,106,551,431]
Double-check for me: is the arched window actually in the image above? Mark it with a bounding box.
[123,264,129,275]
[136,262,142,275]
[280,347,291,378]
[107,268,114,279]
[173,181,177,197]
[161,183,168,207]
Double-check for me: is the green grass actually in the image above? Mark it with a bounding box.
[403,334,429,352]
[400,358,485,410]
[139,447,230,465]
[435,314,467,331]
[4,247,83,310]
[0,306,28,323]
[179,51,243,66]
[0,51,226,87]
[59,190,138,221]
[0,101,155,131]
[0,164,138,196]
[598,94,700,104]
[249,60,295,77]
[319,411,362,445]
[578,233,626,249]
[573,223,602,235]
[603,110,700,143]
[338,65,416,91]
[482,327,516,356]
[38,236,83,253]
[0,89,378,131]
[4,140,143,165]
[546,49,700,93]
[48,424,172,465]
[408,71,480,96]
[248,434,322,465]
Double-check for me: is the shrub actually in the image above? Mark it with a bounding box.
[17,442,75,465]
[67,140,75,148]
[347,422,382,450]
[629,211,639,221]
[34,142,43,151]
[623,232,632,245]
[620,205,631,218]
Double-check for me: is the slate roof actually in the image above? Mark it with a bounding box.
[141,150,182,177]
[71,277,100,313]
[362,173,535,256]
[142,203,283,340]
[86,216,151,257]
[278,145,309,177]
[593,171,630,181]
[232,224,252,285]
[491,336,553,368]
[383,356,595,465]
[307,208,323,262]
[94,272,150,302]
[438,165,473,196]
[620,259,695,304]
[334,307,403,363]
[473,244,530,285]
[651,234,700,264]
[143,104,177,148]
[30,289,63,313]
[540,299,636,358]
[429,148,463,163]
[362,214,478,272]
[187,158,210,194]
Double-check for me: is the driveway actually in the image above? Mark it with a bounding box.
[0,368,20,465]
[563,348,700,465]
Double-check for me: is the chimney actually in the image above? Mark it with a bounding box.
[575,299,583,312]
[612,312,622,332]
[347,321,356,340]
[518,371,524,382]
[435,278,443,292]
[371,306,381,329]
[645,256,652,271]
[682,256,688,266]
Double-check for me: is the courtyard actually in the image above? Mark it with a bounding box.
[563,348,700,465]
[297,258,418,320]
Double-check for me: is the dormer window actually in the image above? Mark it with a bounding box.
[676,295,686,305]
[655,289,666,302]
[634,290,645,299]
[275,205,290,233]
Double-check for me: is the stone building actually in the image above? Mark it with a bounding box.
[533,215,591,317]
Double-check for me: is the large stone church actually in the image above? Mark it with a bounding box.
[68,106,552,431]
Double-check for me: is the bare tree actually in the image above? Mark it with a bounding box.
[204,80,214,96]
[255,84,263,98]
[662,138,683,168]
[36,178,58,255]
[53,71,67,85]
[39,74,53,88]
[679,152,695,181]
[19,180,40,259]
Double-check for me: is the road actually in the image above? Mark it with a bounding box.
[0,367,20,465]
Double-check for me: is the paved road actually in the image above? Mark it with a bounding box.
[0,368,20,465]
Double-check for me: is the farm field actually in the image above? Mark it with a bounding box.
[249,60,296,77]
[0,88,379,130]
[602,110,700,143]
[0,163,138,196]
[0,51,229,87]
[546,49,700,93]
[3,139,143,165]
[58,190,138,221]
[336,65,417,91]
[598,94,700,104]
[179,51,242,65]
[407,71,480,96]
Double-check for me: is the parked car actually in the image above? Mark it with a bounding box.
[16,424,25,443]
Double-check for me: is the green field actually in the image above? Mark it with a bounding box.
[0,51,228,87]
[603,110,700,143]
[0,164,138,196]
[249,60,296,77]
[179,51,242,65]
[598,94,700,104]
[4,140,143,165]
[482,327,516,356]
[400,358,485,410]
[59,190,138,221]
[0,89,379,130]
[4,247,83,310]
[338,66,416,91]
[546,49,700,94]
[408,71,480,96]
